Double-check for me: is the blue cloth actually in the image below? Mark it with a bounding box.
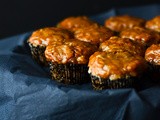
[0,4,160,120]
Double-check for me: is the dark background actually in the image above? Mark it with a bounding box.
[0,0,159,39]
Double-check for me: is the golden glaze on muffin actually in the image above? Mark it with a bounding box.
[27,27,74,65]
[120,26,160,47]
[45,39,98,64]
[57,16,96,31]
[105,15,145,32]
[88,51,148,80]
[74,24,114,44]
[145,16,160,33]
[28,27,73,46]
[99,36,145,56]
[145,44,160,65]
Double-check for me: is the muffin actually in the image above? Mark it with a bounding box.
[145,16,160,33]
[145,44,160,83]
[45,39,98,84]
[145,44,160,68]
[27,27,73,65]
[74,24,114,45]
[105,15,145,33]
[57,16,96,31]
[99,36,145,57]
[88,51,148,90]
[120,26,160,47]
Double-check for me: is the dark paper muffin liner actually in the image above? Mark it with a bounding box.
[28,43,48,66]
[151,64,160,72]
[90,75,137,90]
[147,63,160,83]
[49,63,90,84]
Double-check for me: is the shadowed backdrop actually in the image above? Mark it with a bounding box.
[0,0,159,39]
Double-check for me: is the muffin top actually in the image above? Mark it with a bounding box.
[145,16,160,32]
[99,36,145,56]
[74,24,114,44]
[105,15,145,32]
[45,39,98,64]
[57,16,96,31]
[28,27,73,46]
[120,26,160,47]
[88,51,148,80]
[145,44,160,65]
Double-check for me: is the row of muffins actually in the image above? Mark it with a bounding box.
[28,15,160,90]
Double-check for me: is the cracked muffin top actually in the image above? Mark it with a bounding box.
[74,24,114,45]
[88,51,148,80]
[45,39,98,64]
[57,16,97,31]
[145,16,160,33]
[28,27,73,46]
[105,15,145,32]
[99,36,145,57]
[145,44,160,65]
[120,26,160,47]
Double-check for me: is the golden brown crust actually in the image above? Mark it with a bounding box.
[99,36,145,56]
[145,16,160,32]
[105,15,145,32]
[57,16,96,31]
[45,39,98,64]
[28,27,73,46]
[88,51,148,80]
[74,24,114,44]
[145,44,160,65]
[120,26,160,47]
